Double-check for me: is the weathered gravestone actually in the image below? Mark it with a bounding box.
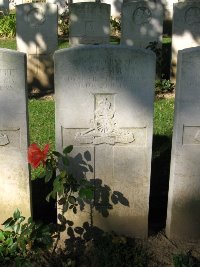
[121,0,163,48]
[69,2,110,46]
[0,0,9,14]
[166,47,200,240]
[0,49,31,223]
[46,0,66,15]
[16,3,58,95]
[171,1,200,81]
[55,45,155,238]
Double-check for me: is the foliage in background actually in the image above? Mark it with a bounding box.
[58,11,69,37]
[155,77,174,94]
[0,14,16,38]
[110,16,121,38]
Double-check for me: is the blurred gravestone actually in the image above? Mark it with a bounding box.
[55,45,155,238]
[46,0,66,15]
[16,3,58,96]
[166,47,200,240]
[0,49,31,223]
[0,0,9,13]
[121,0,163,48]
[171,1,200,81]
[69,2,110,46]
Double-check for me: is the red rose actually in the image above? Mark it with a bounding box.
[28,143,50,168]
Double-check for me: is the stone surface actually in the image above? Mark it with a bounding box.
[69,3,110,46]
[55,45,155,238]
[166,47,200,240]
[121,0,163,48]
[171,1,200,81]
[0,49,31,223]
[16,3,57,95]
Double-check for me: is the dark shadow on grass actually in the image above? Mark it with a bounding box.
[32,176,57,224]
[148,134,172,235]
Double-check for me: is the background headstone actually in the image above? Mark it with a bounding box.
[16,3,58,96]
[121,0,163,48]
[171,1,200,81]
[166,47,200,240]
[0,0,9,14]
[69,2,110,46]
[55,45,155,238]
[46,0,66,15]
[0,49,31,223]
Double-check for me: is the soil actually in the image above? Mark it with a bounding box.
[140,231,200,267]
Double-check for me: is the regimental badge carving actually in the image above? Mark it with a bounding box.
[75,95,135,145]
[27,8,45,27]
[0,133,9,146]
[185,7,200,25]
[133,7,152,25]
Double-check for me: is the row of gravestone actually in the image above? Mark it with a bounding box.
[14,0,200,95]
[1,44,200,241]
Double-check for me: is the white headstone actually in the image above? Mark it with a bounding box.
[55,45,155,238]
[121,0,163,48]
[171,1,200,80]
[166,47,200,240]
[0,0,9,13]
[0,49,31,223]
[16,3,58,94]
[69,2,110,46]
[46,0,66,15]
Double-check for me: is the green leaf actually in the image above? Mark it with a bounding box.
[45,170,53,183]
[68,196,76,205]
[63,145,73,155]
[13,209,21,220]
[13,223,20,234]
[5,237,13,247]
[52,151,63,158]
[62,156,69,166]
[2,217,13,227]
[79,188,94,200]
[0,231,5,241]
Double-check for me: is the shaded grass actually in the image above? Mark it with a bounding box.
[0,38,16,50]
[153,98,174,137]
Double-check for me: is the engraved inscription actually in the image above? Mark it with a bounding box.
[185,7,200,25]
[85,21,95,35]
[27,8,45,27]
[133,7,152,25]
[0,134,9,146]
[0,129,20,148]
[182,126,200,145]
[0,69,15,90]
[75,95,135,145]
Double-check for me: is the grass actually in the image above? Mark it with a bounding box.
[0,37,171,50]
[28,99,55,179]
[0,38,16,50]
[153,98,174,137]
